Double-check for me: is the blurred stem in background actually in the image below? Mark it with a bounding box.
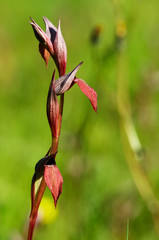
[113,1,159,235]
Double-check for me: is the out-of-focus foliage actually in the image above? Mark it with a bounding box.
[1,0,159,239]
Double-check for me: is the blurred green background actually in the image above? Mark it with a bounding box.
[1,0,159,239]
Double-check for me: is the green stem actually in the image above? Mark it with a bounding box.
[116,21,159,236]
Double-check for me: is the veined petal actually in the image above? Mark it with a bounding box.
[55,62,83,95]
[74,78,97,112]
[30,17,47,44]
[53,19,67,76]
[44,164,63,207]
[43,16,57,43]
[47,71,59,137]
[29,17,54,54]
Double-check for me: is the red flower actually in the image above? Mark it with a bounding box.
[55,62,97,112]
[30,17,67,76]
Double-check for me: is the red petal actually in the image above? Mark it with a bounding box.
[44,164,63,207]
[53,19,67,76]
[74,78,97,112]
[47,71,59,137]
[39,43,50,67]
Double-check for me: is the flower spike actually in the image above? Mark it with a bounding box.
[28,16,97,240]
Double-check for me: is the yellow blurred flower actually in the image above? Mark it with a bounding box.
[38,196,58,225]
[116,20,127,38]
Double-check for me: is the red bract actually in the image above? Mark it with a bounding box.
[28,153,63,240]
[33,153,63,208]
[30,17,67,75]
[74,78,97,112]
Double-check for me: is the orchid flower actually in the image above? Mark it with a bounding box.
[30,17,97,112]
[55,62,97,112]
[30,17,67,76]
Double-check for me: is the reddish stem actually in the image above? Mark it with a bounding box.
[27,94,64,240]
[28,178,46,240]
[30,174,36,216]
[58,94,64,138]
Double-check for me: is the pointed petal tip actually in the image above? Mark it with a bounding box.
[49,70,56,91]
[78,61,84,67]
[49,70,56,85]
[42,16,49,24]
[57,19,62,34]
[29,16,33,21]
[42,16,46,24]
[58,18,61,26]
[29,17,37,25]
[94,104,97,113]
[29,17,36,25]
